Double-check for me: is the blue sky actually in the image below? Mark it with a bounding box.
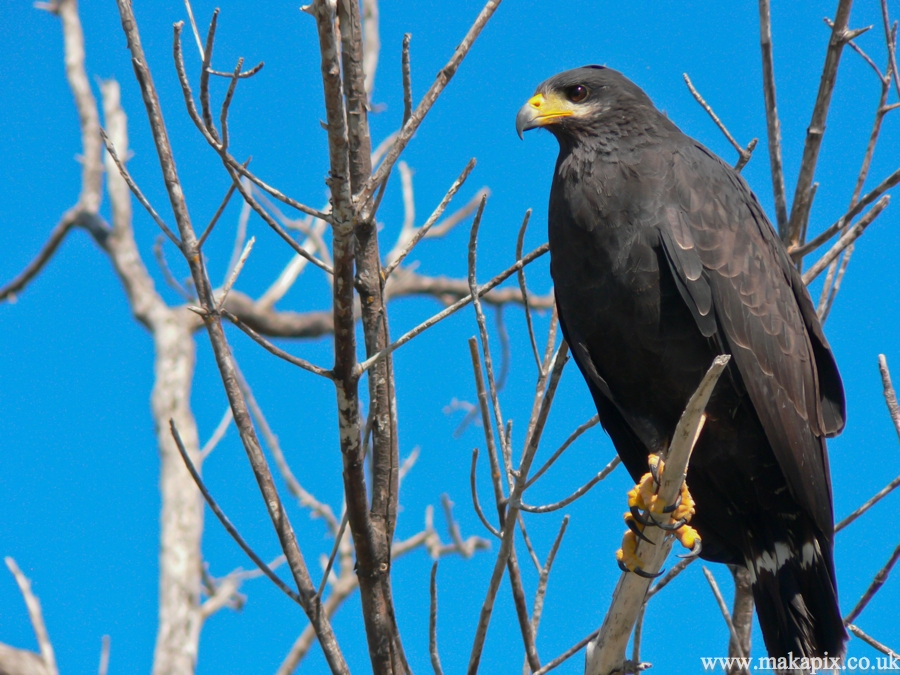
[2,1,899,673]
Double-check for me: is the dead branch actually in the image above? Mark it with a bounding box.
[526,415,600,488]
[880,354,900,442]
[847,624,898,657]
[275,507,488,674]
[682,73,757,171]
[360,0,503,210]
[701,567,749,673]
[429,563,444,675]
[4,558,58,675]
[758,0,788,236]
[519,455,620,513]
[727,565,754,673]
[801,195,889,284]
[467,342,569,674]
[584,355,730,675]
[359,244,550,374]
[114,3,347,669]
[844,539,900,624]
[786,0,855,247]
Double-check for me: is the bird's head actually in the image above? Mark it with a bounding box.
[516,66,657,141]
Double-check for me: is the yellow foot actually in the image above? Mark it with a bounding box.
[616,531,662,579]
[618,454,703,571]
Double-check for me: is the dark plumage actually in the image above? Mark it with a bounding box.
[517,66,847,660]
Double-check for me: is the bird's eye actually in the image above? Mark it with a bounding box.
[567,85,588,103]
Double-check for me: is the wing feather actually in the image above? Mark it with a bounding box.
[655,142,844,533]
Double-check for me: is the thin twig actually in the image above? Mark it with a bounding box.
[182,0,205,60]
[646,557,696,600]
[232,363,339,533]
[515,209,546,376]
[835,474,900,532]
[170,421,304,606]
[526,415,600,489]
[793,166,900,260]
[759,0,788,236]
[221,309,334,378]
[198,164,244,248]
[217,236,254,310]
[360,0,503,209]
[882,0,900,99]
[99,128,181,248]
[223,162,334,275]
[198,8,218,140]
[402,34,412,126]
[844,540,900,624]
[801,195,889,284]
[786,0,855,246]
[470,449,501,538]
[200,407,233,459]
[519,456,621,513]
[97,635,110,675]
[153,236,193,300]
[467,343,569,675]
[702,566,749,670]
[383,158,476,278]
[359,244,550,375]
[0,209,80,302]
[682,73,757,170]
[530,516,569,642]
[516,514,543,573]
[318,511,350,597]
[429,562,444,675]
[880,355,900,443]
[847,623,898,657]
[533,629,601,675]
[466,202,515,485]
[428,189,490,238]
[4,557,59,675]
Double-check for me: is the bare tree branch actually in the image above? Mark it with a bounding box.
[585,355,730,675]
[4,558,59,675]
[359,244,550,374]
[880,354,900,442]
[526,415,600,489]
[429,563,444,675]
[701,567,749,673]
[847,624,898,657]
[758,0,789,236]
[727,565,754,674]
[801,195,889,284]
[786,0,855,246]
[843,539,900,624]
[519,455,620,514]
[360,0,503,209]
[682,73,757,171]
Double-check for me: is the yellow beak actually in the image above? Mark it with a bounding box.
[516,92,575,139]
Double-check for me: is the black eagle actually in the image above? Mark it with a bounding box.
[516,66,847,660]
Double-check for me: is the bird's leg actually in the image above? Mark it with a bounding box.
[616,454,703,574]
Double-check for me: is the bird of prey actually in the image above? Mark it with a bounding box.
[516,66,846,661]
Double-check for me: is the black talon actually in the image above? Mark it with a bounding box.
[630,505,654,527]
[649,516,687,531]
[618,560,630,574]
[634,565,665,579]
[648,456,662,485]
[662,493,682,514]
[626,516,655,544]
[677,539,703,560]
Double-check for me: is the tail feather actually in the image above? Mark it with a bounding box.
[746,531,847,661]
